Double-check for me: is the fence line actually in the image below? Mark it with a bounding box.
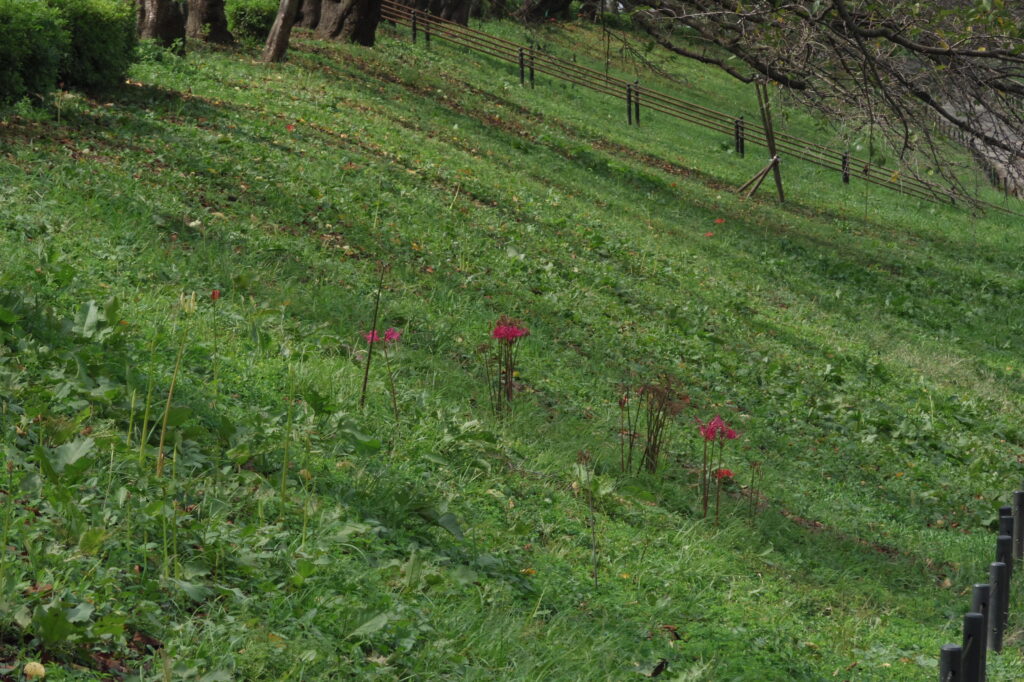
[938,495,1023,681]
[380,1,1022,216]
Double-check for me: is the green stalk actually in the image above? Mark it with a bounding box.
[359,263,386,408]
[156,338,186,478]
[138,335,159,467]
[382,345,399,420]
[281,362,295,504]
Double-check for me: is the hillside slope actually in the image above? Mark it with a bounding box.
[1,19,1023,681]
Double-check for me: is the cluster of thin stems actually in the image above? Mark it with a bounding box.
[618,376,688,474]
[482,316,528,416]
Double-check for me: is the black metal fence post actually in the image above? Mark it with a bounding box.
[989,562,1009,652]
[971,585,990,681]
[940,644,963,681]
[963,612,984,682]
[424,14,431,46]
[1014,490,1024,561]
[997,534,1013,581]
[735,117,745,157]
[518,47,525,86]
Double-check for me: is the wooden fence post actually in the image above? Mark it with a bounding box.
[529,43,535,88]
[411,9,417,43]
[519,47,525,86]
[626,84,632,125]
[634,81,640,127]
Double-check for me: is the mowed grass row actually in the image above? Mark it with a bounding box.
[0,19,1022,680]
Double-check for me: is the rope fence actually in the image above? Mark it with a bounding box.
[380,1,1022,216]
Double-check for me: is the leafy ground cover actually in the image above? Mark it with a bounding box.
[1,17,1024,681]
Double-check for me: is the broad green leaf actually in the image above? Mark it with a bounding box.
[164,406,193,427]
[434,512,465,540]
[66,601,95,623]
[171,579,213,602]
[78,527,108,555]
[33,603,76,645]
[52,437,95,474]
[0,306,17,325]
[73,300,101,339]
[348,611,391,639]
[92,613,127,638]
[198,671,233,682]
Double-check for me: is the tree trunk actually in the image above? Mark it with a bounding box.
[296,0,321,29]
[262,0,301,62]
[138,0,186,49]
[186,0,233,43]
[316,0,380,46]
[434,0,473,25]
[515,0,572,23]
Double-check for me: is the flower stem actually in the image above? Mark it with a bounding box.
[359,263,386,408]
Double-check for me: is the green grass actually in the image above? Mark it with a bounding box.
[1,20,1023,680]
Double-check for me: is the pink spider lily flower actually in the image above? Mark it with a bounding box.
[384,328,401,343]
[364,330,381,343]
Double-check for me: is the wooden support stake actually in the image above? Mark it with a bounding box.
[411,9,417,43]
[738,157,779,200]
[842,152,850,184]
[626,84,632,125]
[519,47,525,86]
[735,117,745,157]
[755,81,785,203]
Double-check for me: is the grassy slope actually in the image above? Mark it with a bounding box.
[1,18,1023,681]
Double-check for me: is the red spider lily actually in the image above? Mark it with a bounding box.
[492,323,529,341]
[714,468,734,480]
[364,330,381,343]
[286,124,296,132]
[384,328,401,343]
[210,289,221,301]
[697,415,728,441]
[714,218,726,224]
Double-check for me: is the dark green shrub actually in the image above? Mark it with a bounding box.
[48,0,138,91]
[0,0,68,103]
[226,0,277,41]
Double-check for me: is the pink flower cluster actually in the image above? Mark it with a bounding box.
[364,328,401,344]
[491,324,529,341]
[697,415,739,441]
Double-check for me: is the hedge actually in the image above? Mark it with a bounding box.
[49,0,138,91]
[0,0,69,103]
